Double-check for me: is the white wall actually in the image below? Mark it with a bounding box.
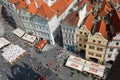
[78,4,87,27]
[48,15,59,45]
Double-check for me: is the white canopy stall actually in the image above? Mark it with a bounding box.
[83,61,105,77]
[0,37,10,49]
[65,55,86,71]
[22,34,36,43]
[1,44,26,64]
[13,28,25,38]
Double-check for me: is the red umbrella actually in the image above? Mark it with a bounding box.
[40,76,45,80]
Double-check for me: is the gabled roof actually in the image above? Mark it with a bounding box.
[75,0,92,12]
[110,9,120,34]
[15,0,27,10]
[8,0,55,21]
[99,0,111,16]
[26,1,38,14]
[95,19,106,38]
[84,13,95,31]
[112,0,120,4]
[62,10,79,27]
[51,0,73,17]
[37,3,55,21]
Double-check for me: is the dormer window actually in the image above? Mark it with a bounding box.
[116,42,119,45]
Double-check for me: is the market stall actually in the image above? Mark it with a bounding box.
[22,34,36,43]
[13,28,25,38]
[0,37,10,49]
[65,55,86,71]
[1,44,26,64]
[83,61,105,77]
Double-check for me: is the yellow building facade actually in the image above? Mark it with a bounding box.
[76,25,90,51]
[86,19,108,64]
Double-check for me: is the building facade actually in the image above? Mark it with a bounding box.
[76,13,95,52]
[86,19,108,64]
[105,33,120,63]
[1,0,24,29]
[61,4,87,52]
[2,0,75,45]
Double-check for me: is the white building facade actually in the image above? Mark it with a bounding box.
[105,33,120,63]
[61,4,87,51]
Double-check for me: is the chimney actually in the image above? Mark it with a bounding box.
[26,0,31,5]
[35,1,39,8]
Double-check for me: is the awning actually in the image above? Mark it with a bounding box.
[36,40,47,49]
[1,44,26,64]
[0,37,10,49]
[13,28,25,37]
[65,55,86,71]
[22,34,36,43]
[83,61,105,77]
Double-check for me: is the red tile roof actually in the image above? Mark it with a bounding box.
[26,1,38,14]
[84,13,95,31]
[51,0,73,17]
[62,10,79,27]
[9,0,55,21]
[75,0,92,12]
[112,0,120,4]
[110,9,120,35]
[95,19,106,38]
[37,3,55,21]
[99,0,111,16]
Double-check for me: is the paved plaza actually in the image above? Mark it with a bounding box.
[0,4,98,80]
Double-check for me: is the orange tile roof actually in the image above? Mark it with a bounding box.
[99,0,111,16]
[37,3,55,21]
[15,0,27,10]
[95,19,106,38]
[75,0,92,12]
[8,0,55,21]
[26,1,39,14]
[99,4,111,16]
[112,0,120,4]
[51,0,72,17]
[110,9,120,35]
[8,0,17,3]
[62,10,79,27]
[84,13,95,31]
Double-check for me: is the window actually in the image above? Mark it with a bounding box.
[96,54,101,58]
[84,39,87,42]
[66,40,68,43]
[98,41,101,44]
[89,46,95,49]
[80,32,82,34]
[110,48,113,52]
[93,40,95,42]
[108,54,111,58]
[84,45,86,48]
[116,42,119,45]
[88,52,94,56]
[84,32,87,36]
[97,47,103,51]
[79,44,82,46]
[79,38,81,41]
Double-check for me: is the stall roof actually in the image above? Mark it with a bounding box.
[0,37,10,49]
[83,61,105,77]
[36,40,47,49]
[65,55,86,71]
[1,44,26,64]
[13,28,25,38]
[22,34,36,43]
